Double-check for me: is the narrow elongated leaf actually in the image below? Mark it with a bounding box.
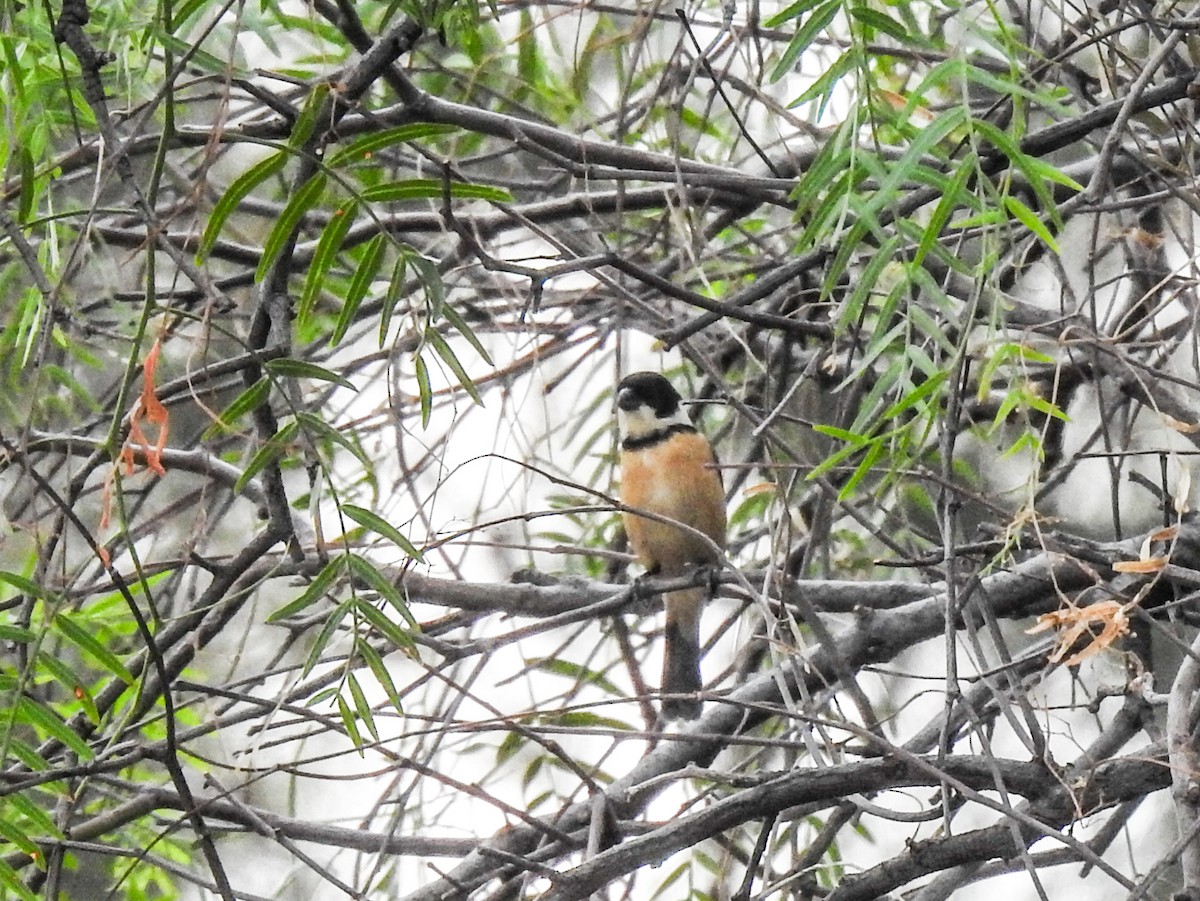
[915,154,975,265]
[362,179,512,203]
[881,372,948,420]
[234,420,299,495]
[8,792,62,839]
[268,555,344,622]
[765,0,827,29]
[341,504,423,559]
[0,624,35,643]
[0,571,50,599]
[337,693,365,751]
[266,358,356,390]
[302,598,352,677]
[357,640,403,712]
[36,652,101,724]
[839,437,885,500]
[198,151,286,262]
[0,856,39,901]
[407,250,445,320]
[353,598,417,654]
[326,124,460,168]
[295,412,370,465]
[17,696,93,759]
[427,330,483,404]
[346,555,419,629]
[346,671,378,741]
[414,354,432,428]
[850,6,910,41]
[788,47,857,112]
[332,232,387,346]
[770,0,840,82]
[1004,195,1058,252]
[256,174,328,282]
[380,253,409,347]
[6,738,51,775]
[299,200,359,328]
[54,613,134,684]
[289,83,330,149]
[205,377,270,438]
[440,304,494,366]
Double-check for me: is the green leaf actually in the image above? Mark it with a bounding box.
[16,146,34,224]
[204,377,270,438]
[326,124,460,168]
[530,658,620,694]
[0,855,39,901]
[198,151,286,262]
[440,304,494,366]
[299,200,359,329]
[341,504,424,560]
[838,438,884,500]
[332,232,387,346]
[770,0,840,83]
[295,412,371,466]
[346,671,378,741]
[6,738,52,775]
[157,32,238,76]
[266,358,356,390]
[36,652,101,724]
[255,173,328,282]
[289,83,330,149]
[302,598,352,677]
[17,696,93,759]
[0,624,35,643]
[807,427,876,482]
[361,179,513,203]
[268,555,344,622]
[788,47,858,111]
[1004,195,1058,252]
[54,613,135,684]
[811,424,870,445]
[357,640,403,713]
[337,692,365,751]
[881,372,948,420]
[1019,155,1084,193]
[8,792,62,840]
[536,710,632,730]
[915,154,975,265]
[765,0,826,28]
[353,598,418,655]
[0,571,50,599]
[427,330,483,405]
[380,253,409,347]
[234,420,300,496]
[408,249,446,320]
[345,555,419,629]
[414,355,433,428]
[850,6,909,41]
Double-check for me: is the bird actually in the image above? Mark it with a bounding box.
[616,371,726,719]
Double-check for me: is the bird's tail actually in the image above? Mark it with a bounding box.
[661,586,705,719]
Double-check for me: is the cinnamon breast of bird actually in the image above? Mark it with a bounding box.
[620,430,726,574]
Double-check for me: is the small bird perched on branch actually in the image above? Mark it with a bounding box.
[616,371,726,719]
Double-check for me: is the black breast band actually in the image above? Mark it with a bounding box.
[621,423,697,452]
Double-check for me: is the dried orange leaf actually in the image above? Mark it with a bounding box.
[1161,414,1199,434]
[122,338,170,476]
[1031,599,1130,666]
[1113,557,1168,574]
[1149,525,1179,542]
[742,482,777,497]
